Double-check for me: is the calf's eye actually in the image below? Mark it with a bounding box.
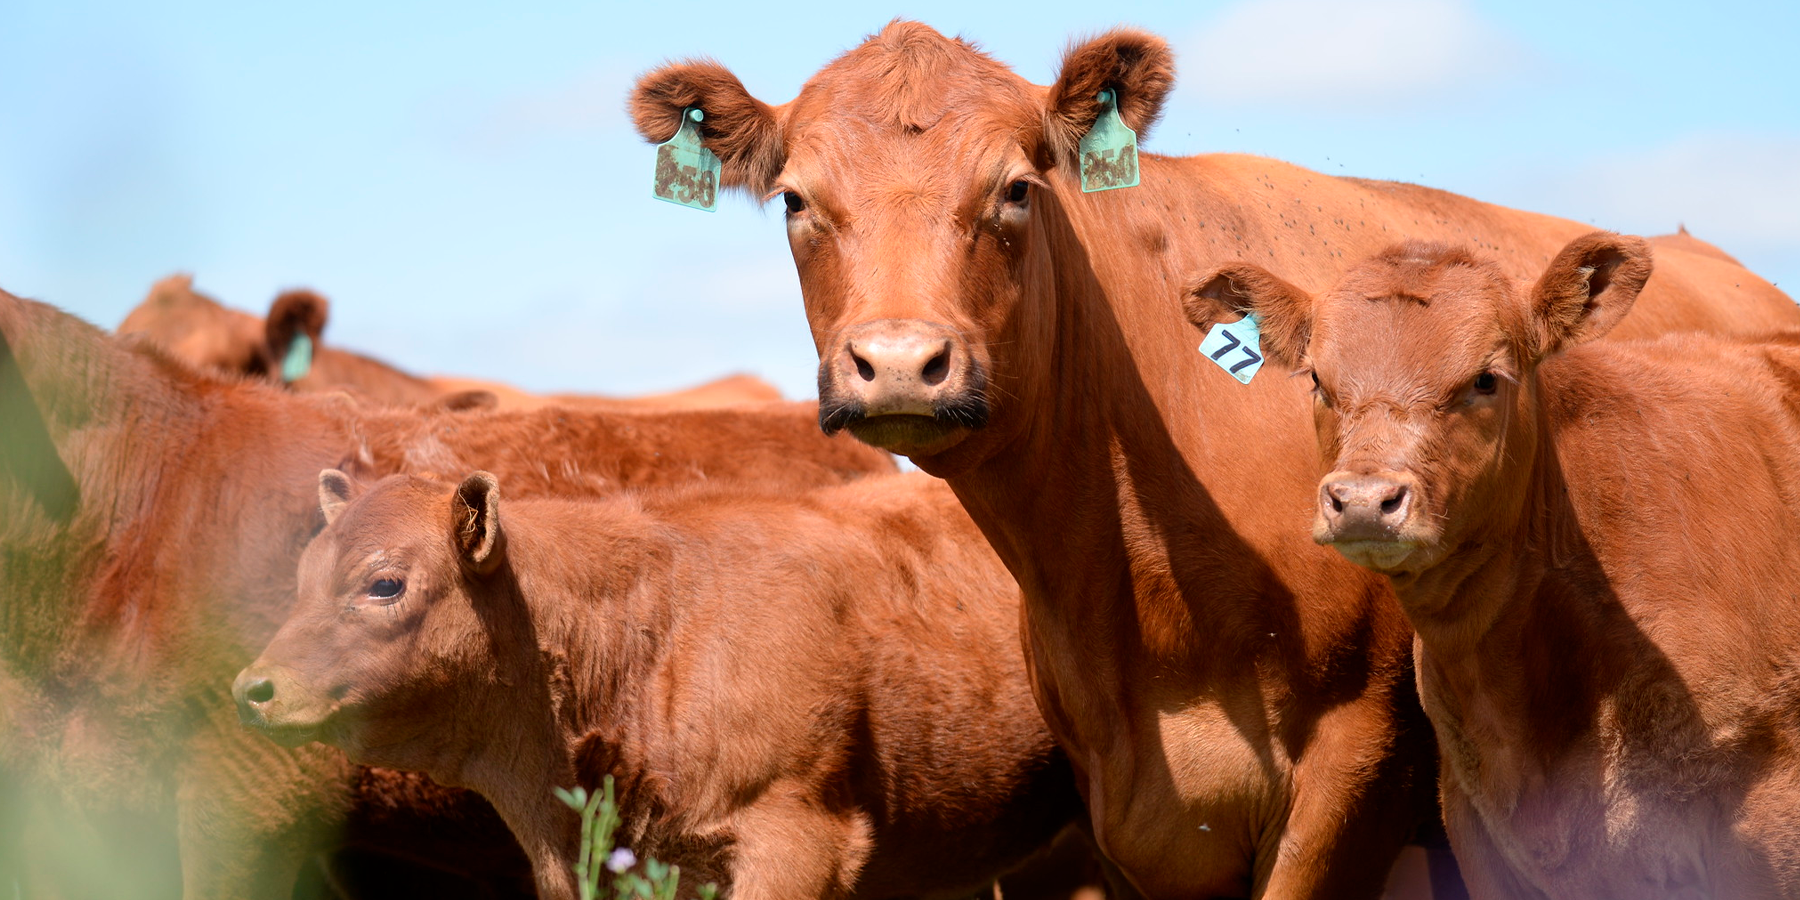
[1473,371,1499,395]
[368,579,404,601]
[1006,180,1030,204]
[783,191,806,214]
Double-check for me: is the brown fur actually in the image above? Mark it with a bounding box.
[1195,233,1800,897]
[0,288,893,898]
[116,276,785,410]
[240,473,1082,900]
[628,22,1797,899]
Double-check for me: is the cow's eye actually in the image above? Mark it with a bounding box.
[1006,180,1030,204]
[783,191,806,214]
[368,579,404,601]
[1473,371,1499,395]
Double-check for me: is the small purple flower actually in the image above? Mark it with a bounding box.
[606,848,637,874]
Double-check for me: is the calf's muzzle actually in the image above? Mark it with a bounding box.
[1318,473,1414,543]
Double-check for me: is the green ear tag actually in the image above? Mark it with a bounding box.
[281,333,314,383]
[652,108,720,212]
[1198,314,1264,384]
[1079,90,1139,193]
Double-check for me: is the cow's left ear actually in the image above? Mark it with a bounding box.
[1044,29,1176,167]
[451,471,505,575]
[1530,232,1652,358]
[265,290,329,381]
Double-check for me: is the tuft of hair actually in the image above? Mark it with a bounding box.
[1363,242,1491,304]
[1044,29,1176,165]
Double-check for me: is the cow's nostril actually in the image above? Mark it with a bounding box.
[1329,491,1346,513]
[245,678,275,705]
[853,353,875,382]
[1380,486,1407,516]
[921,347,951,386]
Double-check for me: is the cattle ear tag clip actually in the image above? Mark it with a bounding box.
[1079,89,1139,193]
[281,333,314,383]
[652,107,720,212]
[1198,314,1264,384]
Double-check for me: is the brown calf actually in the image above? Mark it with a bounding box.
[0,288,892,898]
[117,274,784,409]
[1184,233,1800,897]
[236,472,1080,900]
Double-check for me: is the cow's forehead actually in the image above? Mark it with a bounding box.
[1313,252,1521,391]
[780,22,1041,182]
[330,477,451,550]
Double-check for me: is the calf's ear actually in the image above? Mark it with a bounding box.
[1183,263,1315,369]
[1044,30,1176,167]
[319,469,357,524]
[452,471,505,575]
[1530,232,1652,357]
[265,290,330,379]
[630,60,785,197]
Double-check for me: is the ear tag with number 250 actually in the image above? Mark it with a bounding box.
[1079,89,1139,192]
[1199,314,1264,384]
[281,333,314,383]
[652,107,720,212]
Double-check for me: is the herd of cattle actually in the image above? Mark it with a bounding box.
[5,19,1800,900]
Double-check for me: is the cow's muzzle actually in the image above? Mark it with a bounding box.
[818,319,988,456]
[232,664,331,748]
[1314,470,1427,572]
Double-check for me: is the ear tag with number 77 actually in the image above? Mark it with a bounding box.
[652,107,720,212]
[1199,314,1264,384]
[1078,89,1139,192]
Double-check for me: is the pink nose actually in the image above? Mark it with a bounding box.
[1318,475,1412,540]
[829,319,967,417]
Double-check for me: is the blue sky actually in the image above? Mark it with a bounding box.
[2,0,1795,398]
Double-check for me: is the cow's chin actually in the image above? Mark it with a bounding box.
[251,718,329,749]
[1328,539,1433,575]
[847,415,971,458]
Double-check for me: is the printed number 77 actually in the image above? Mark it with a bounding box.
[1208,330,1263,374]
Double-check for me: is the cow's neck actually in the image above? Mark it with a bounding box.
[453,500,679,883]
[932,157,1398,763]
[1392,375,1618,811]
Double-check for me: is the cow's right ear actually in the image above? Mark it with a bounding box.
[266,290,330,381]
[629,60,785,197]
[451,471,505,575]
[1182,263,1315,370]
[319,469,357,524]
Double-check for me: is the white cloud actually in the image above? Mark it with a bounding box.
[1182,0,1531,107]
[1513,134,1800,248]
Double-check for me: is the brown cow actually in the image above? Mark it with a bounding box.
[117,274,785,409]
[0,287,892,898]
[235,471,1081,900]
[1182,233,1800,898]
[628,21,1797,898]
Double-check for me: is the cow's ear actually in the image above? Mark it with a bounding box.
[1044,29,1176,166]
[451,471,505,575]
[319,469,357,525]
[1183,263,1315,370]
[1530,232,1652,358]
[630,60,785,197]
[265,290,329,380]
